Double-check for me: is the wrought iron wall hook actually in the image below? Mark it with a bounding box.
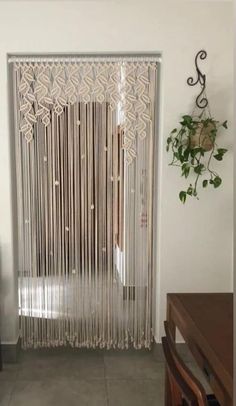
[187,50,208,109]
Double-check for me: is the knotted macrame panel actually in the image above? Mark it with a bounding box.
[14,60,157,164]
[13,58,157,349]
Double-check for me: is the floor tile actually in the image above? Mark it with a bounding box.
[0,365,19,382]
[104,352,165,380]
[9,379,108,406]
[67,352,105,379]
[18,351,105,380]
[0,381,15,406]
[107,379,164,406]
[0,348,217,406]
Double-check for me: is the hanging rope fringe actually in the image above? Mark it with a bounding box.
[13,60,157,349]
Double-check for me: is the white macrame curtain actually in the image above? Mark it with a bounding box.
[13,58,157,349]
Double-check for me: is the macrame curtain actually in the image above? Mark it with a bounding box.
[12,57,157,349]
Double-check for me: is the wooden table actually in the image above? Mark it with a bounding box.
[166,293,233,406]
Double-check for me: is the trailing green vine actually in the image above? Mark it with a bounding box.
[166,114,228,203]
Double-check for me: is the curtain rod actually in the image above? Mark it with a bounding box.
[8,55,161,63]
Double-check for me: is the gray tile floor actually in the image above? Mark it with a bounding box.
[0,350,211,406]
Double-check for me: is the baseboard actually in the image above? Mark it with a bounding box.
[1,337,21,363]
[152,341,195,363]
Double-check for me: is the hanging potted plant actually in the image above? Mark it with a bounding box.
[166,113,227,203]
[166,50,228,203]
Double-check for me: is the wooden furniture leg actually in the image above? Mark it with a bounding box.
[165,299,176,406]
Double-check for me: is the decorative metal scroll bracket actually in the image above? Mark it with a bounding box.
[187,50,208,109]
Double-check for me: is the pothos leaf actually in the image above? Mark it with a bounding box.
[213,176,222,188]
[179,191,187,204]
[213,154,223,161]
[217,148,227,155]
[194,164,205,174]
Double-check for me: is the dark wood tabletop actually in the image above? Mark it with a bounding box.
[166,293,233,406]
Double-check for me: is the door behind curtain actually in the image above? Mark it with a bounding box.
[12,57,157,349]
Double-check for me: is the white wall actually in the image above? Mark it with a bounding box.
[0,0,233,344]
